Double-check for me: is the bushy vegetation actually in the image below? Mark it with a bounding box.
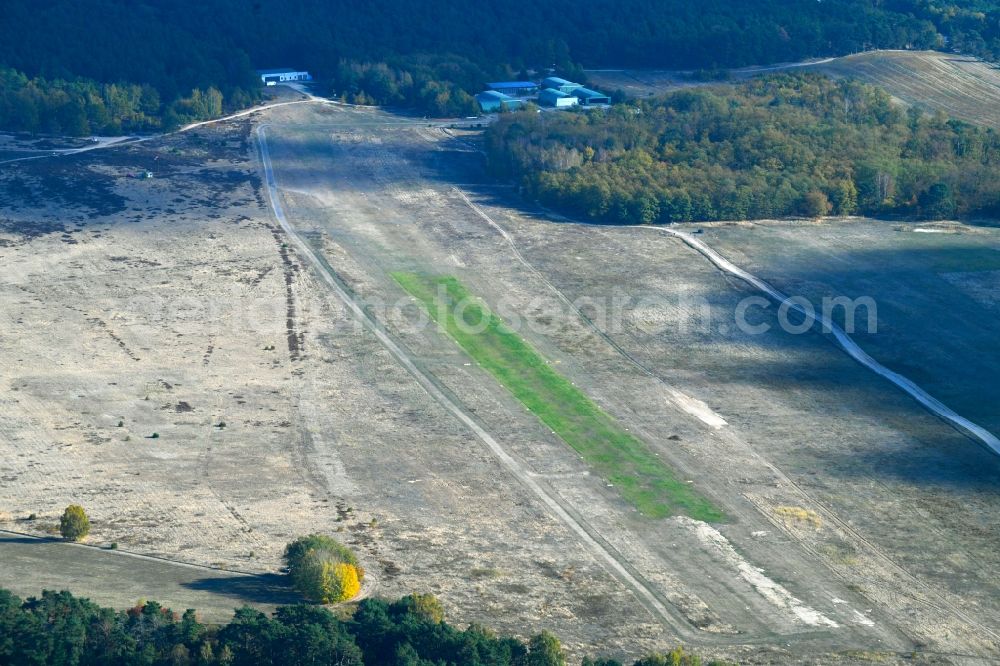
[285,534,364,603]
[486,74,1000,223]
[59,504,90,541]
[3,1,1000,126]
[0,588,728,665]
[392,273,724,522]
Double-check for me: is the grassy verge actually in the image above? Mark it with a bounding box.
[392,272,724,522]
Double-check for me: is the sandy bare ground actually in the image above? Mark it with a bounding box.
[1,99,998,663]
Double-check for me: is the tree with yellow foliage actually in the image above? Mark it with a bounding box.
[285,534,363,604]
[296,555,361,603]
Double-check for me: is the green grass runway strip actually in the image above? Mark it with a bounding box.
[392,272,724,522]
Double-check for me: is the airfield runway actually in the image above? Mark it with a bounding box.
[1,96,998,663]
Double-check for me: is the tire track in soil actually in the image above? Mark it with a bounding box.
[269,224,304,361]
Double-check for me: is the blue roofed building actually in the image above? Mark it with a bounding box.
[538,88,579,108]
[541,77,582,94]
[487,81,539,97]
[476,90,525,113]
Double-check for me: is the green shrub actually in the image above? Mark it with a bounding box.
[527,631,565,666]
[59,505,90,541]
[394,593,445,624]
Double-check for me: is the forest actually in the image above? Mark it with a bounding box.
[0,67,258,135]
[485,74,1000,223]
[0,588,719,666]
[2,1,1000,128]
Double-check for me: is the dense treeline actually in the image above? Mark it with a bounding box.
[329,56,488,117]
[905,0,1000,61]
[2,1,1000,125]
[1,1,945,83]
[0,588,722,665]
[0,67,257,135]
[327,56,589,117]
[485,74,1000,223]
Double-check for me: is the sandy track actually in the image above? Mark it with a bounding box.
[0,99,321,167]
[641,226,1000,457]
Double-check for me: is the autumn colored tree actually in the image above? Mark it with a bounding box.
[487,74,1000,223]
[285,534,364,603]
[297,556,361,603]
[801,191,832,218]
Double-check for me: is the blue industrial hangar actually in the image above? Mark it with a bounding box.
[477,76,610,112]
[486,81,539,96]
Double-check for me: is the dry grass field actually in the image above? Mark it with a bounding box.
[1,95,998,664]
[587,50,1000,129]
[813,51,1000,129]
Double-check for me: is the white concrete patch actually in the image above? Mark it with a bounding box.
[851,609,876,627]
[679,517,839,628]
[667,390,728,429]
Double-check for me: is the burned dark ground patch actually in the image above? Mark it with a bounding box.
[0,156,126,227]
[0,119,259,239]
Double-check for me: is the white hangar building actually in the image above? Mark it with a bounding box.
[257,68,312,85]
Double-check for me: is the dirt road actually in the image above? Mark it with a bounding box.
[642,227,1000,456]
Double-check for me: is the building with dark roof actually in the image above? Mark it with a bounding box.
[573,87,611,106]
